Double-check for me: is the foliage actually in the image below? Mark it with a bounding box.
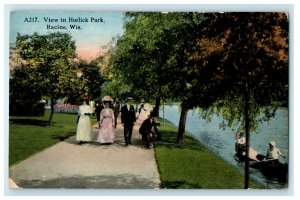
[100,79,131,102]
[68,60,105,104]
[14,32,78,123]
[109,12,288,146]
[110,13,196,101]
[9,62,44,116]
[110,12,229,142]
[194,12,288,188]
[197,12,288,131]
[15,32,77,99]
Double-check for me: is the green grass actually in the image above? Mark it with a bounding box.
[155,122,265,189]
[9,110,97,166]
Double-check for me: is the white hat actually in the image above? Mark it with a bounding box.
[269,141,276,147]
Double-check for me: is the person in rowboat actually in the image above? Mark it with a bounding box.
[266,141,283,162]
[235,131,265,161]
[235,131,246,154]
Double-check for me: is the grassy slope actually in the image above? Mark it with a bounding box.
[155,122,264,189]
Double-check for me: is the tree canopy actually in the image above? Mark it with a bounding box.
[13,32,78,124]
[198,12,288,131]
[109,12,288,153]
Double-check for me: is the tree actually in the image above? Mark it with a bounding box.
[100,79,132,101]
[9,64,44,116]
[197,12,288,188]
[75,60,105,102]
[15,32,78,125]
[110,12,215,133]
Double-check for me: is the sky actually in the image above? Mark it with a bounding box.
[10,11,125,61]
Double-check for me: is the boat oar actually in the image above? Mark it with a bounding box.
[280,155,287,159]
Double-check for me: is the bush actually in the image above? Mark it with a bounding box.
[30,102,46,116]
[9,100,45,116]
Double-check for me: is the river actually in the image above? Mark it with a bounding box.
[160,105,289,189]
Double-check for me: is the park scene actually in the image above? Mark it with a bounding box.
[9,11,288,190]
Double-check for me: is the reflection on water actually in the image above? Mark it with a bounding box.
[160,105,288,189]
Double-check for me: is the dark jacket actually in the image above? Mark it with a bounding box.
[121,104,136,126]
[114,102,120,116]
[139,117,156,136]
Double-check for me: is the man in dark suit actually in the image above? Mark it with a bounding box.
[121,97,136,146]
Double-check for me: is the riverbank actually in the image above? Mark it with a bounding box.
[154,120,265,189]
[160,105,289,189]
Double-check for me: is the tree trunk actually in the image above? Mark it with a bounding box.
[176,101,189,144]
[244,82,250,189]
[49,97,55,126]
[153,96,160,117]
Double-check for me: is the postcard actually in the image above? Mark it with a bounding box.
[8,9,289,191]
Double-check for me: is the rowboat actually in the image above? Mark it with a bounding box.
[234,152,288,183]
[250,159,288,182]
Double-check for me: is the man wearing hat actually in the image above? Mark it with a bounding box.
[121,97,136,146]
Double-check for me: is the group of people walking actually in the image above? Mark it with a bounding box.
[75,95,159,149]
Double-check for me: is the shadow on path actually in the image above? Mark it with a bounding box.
[17,174,160,189]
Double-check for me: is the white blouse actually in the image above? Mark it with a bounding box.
[78,105,92,116]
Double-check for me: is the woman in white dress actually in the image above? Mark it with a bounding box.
[76,100,92,144]
[97,96,115,144]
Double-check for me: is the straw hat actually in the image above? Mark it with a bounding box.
[102,95,112,102]
[269,141,276,147]
[127,97,134,101]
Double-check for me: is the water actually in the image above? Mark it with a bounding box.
[160,105,289,189]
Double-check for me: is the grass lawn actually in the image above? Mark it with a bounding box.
[9,110,97,166]
[154,121,265,189]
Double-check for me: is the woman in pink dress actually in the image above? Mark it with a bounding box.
[97,96,115,144]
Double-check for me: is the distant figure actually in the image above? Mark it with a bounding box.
[137,103,153,122]
[266,141,283,160]
[139,111,159,149]
[136,104,147,122]
[76,100,92,144]
[138,103,144,114]
[97,96,115,144]
[89,100,95,115]
[113,99,121,128]
[121,97,136,146]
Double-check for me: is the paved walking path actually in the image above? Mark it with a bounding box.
[9,117,161,189]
